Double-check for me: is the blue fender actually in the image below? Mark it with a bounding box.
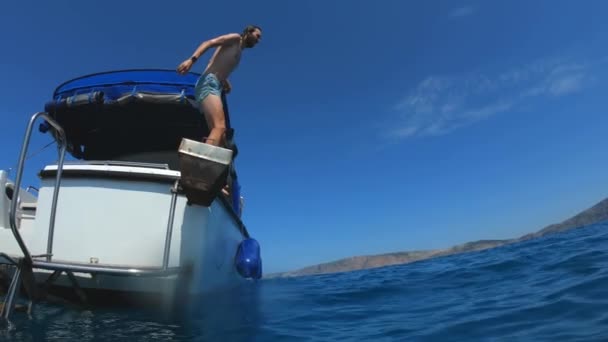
[235,238,262,279]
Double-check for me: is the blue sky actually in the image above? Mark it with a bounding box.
[1,1,608,273]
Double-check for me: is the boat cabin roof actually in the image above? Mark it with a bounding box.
[41,69,234,165]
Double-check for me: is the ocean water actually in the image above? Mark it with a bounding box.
[2,222,608,341]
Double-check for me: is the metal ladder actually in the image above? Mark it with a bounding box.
[1,112,181,319]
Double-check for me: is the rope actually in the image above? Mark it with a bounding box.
[5,140,57,176]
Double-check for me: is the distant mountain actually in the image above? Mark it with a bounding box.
[267,197,608,278]
[517,197,608,241]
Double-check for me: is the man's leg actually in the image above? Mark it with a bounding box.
[199,94,231,196]
[199,94,226,146]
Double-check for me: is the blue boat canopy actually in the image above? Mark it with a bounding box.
[40,69,231,164]
[51,69,201,103]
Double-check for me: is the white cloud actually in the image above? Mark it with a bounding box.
[390,58,594,139]
[549,74,584,95]
[449,6,475,18]
[464,101,514,121]
[517,62,587,97]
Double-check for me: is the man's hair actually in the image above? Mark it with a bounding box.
[242,25,261,37]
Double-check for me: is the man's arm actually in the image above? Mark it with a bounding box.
[177,33,240,75]
[191,33,241,60]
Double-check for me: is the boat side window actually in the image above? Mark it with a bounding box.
[5,183,14,201]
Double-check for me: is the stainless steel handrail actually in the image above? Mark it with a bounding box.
[162,181,179,269]
[9,112,67,264]
[31,260,181,277]
[7,112,181,279]
[28,182,179,277]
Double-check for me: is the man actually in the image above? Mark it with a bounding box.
[176,25,262,147]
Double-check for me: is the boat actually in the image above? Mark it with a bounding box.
[0,69,262,318]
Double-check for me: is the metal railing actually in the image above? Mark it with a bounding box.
[9,112,67,264]
[27,181,180,276]
[6,110,179,274]
[2,113,183,320]
[31,261,181,277]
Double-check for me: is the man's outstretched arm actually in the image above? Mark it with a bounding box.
[191,33,240,60]
[177,33,241,74]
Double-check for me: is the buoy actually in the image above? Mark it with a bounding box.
[234,238,262,279]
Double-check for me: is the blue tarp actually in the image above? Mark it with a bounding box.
[40,69,239,161]
[53,69,201,102]
[40,69,208,159]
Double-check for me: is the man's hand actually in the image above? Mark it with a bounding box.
[222,79,232,94]
[176,59,193,75]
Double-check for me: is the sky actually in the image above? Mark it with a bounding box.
[1,1,608,273]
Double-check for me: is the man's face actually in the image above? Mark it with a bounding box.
[245,28,262,48]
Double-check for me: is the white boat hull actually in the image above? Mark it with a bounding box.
[0,163,250,306]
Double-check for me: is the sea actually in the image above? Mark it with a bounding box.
[1,222,608,341]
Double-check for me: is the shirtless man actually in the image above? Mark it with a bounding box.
[176,25,262,147]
